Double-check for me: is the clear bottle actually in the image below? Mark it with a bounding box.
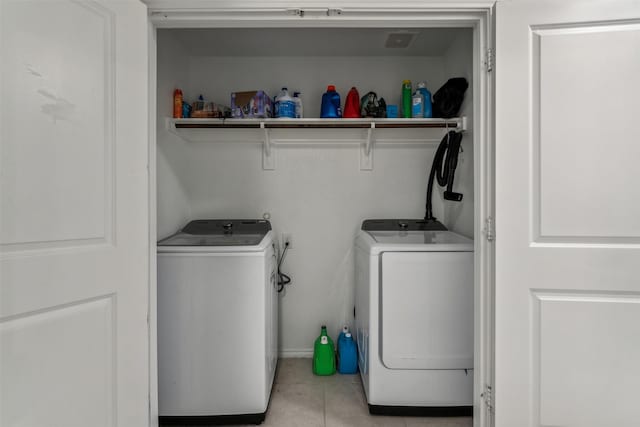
[275,87,296,118]
[293,91,303,118]
[417,82,433,118]
[411,90,424,118]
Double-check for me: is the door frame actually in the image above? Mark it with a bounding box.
[148,19,160,427]
[145,4,495,427]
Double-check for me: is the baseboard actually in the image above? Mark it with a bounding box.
[279,349,313,358]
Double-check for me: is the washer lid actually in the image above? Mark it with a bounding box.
[181,219,271,235]
[367,230,473,247]
[158,219,271,246]
[158,233,266,246]
[362,218,447,231]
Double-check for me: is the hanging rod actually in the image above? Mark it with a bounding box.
[171,117,466,131]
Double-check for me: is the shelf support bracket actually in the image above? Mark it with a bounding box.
[165,117,179,138]
[261,122,275,170]
[360,122,375,170]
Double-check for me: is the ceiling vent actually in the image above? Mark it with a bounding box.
[384,32,418,48]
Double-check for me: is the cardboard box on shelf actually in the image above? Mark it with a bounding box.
[231,90,273,118]
[191,101,231,118]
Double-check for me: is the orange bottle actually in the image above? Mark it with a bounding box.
[173,89,183,118]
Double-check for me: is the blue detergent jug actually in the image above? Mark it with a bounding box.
[338,332,358,374]
[338,325,349,343]
[275,87,296,118]
[320,85,342,118]
[336,325,349,365]
[417,81,433,118]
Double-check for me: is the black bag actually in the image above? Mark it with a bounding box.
[360,91,387,118]
[432,78,468,118]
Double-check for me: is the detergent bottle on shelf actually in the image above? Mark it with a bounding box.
[275,87,296,118]
[320,85,342,118]
[417,81,433,118]
[173,88,183,118]
[411,89,425,118]
[293,91,303,118]
[343,87,361,118]
[401,80,412,118]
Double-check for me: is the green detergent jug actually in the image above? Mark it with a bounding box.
[314,325,334,350]
[313,325,336,375]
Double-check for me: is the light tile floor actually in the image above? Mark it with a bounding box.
[239,358,473,427]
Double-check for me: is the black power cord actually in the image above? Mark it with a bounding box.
[425,130,464,221]
[277,241,291,293]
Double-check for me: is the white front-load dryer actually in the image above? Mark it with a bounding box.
[354,219,473,416]
[157,219,278,425]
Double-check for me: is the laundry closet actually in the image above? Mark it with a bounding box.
[151,0,492,409]
[152,6,492,420]
[156,25,480,345]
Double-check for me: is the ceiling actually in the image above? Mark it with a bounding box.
[163,27,471,57]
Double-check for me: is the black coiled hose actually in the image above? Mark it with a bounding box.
[424,130,464,221]
[277,242,291,293]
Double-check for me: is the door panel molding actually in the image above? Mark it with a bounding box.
[0,0,116,252]
[531,290,640,427]
[529,20,640,245]
[0,294,117,426]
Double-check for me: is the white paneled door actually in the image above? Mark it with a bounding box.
[0,1,149,426]
[495,1,640,426]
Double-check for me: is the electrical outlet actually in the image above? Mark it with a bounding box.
[282,233,293,249]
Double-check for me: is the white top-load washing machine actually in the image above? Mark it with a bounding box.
[355,219,474,416]
[157,219,278,425]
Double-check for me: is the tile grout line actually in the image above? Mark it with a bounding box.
[322,380,327,427]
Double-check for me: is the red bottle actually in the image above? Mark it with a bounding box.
[173,89,183,118]
[343,87,361,118]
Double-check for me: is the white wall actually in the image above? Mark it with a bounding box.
[156,30,475,355]
[156,31,192,239]
[442,29,474,238]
